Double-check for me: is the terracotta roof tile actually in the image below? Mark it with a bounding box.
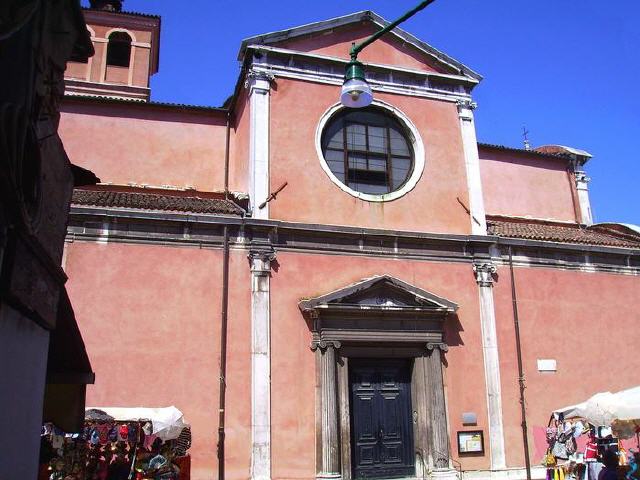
[81,7,160,19]
[72,187,245,216]
[487,216,640,249]
[478,142,570,160]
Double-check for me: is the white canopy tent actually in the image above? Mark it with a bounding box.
[86,406,188,441]
[553,386,640,439]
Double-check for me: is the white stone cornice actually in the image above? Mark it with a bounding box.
[247,47,476,104]
[247,44,479,85]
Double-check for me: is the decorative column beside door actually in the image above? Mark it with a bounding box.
[425,342,451,470]
[312,339,342,480]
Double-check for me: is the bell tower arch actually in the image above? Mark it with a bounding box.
[64,0,160,101]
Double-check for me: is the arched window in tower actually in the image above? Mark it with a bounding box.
[106,31,132,67]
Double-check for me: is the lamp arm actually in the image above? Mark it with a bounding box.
[349,0,437,60]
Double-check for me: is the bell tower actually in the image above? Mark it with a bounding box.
[64,0,160,101]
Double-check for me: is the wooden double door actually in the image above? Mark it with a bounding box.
[349,358,415,479]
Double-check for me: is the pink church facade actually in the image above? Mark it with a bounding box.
[59,4,640,480]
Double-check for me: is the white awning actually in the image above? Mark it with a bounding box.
[553,386,640,427]
[86,406,188,441]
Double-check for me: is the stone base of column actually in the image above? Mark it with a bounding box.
[430,467,460,480]
[461,466,547,480]
[316,473,341,480]
[251,475,271,480]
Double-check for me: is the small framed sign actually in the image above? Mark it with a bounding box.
[457,430,484,454]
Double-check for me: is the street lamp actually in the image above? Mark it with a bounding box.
[340,0,437,108]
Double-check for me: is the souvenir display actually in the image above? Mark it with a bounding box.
[627,450,639,480]
[543,414,639,480]
[39,416,191,480]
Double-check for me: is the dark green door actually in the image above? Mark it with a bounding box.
[350,359,414,479]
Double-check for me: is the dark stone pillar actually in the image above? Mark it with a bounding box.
[313,340,341,479]
[425,342,450,469]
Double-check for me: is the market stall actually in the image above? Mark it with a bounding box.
[546,387,640,480]
[40,406,191,480]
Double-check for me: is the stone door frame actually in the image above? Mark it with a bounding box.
[300,275,458,480]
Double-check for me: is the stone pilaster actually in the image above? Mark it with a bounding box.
[473,261,506,469]
[246,68,273,219]
[457,99,487,235]
[575,171,593,225]
[311,340,341,479]
[249,248,276,480]
[425,342,451,470]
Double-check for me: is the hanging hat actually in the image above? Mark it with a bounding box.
[118,424,129,441]
[128,423,138,443]
[85,409,114,423]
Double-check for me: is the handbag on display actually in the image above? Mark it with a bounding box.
[565,434,578,456]
[553,432,569,460]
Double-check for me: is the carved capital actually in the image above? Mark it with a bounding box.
[456,98,477,112]
[426,342,449,353]
[310,340,341,352]
[473,262,497,287]
[245,69,274,92]
[575,171,591,185]
[248,248,276,274]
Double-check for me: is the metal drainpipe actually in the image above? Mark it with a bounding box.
[217,110,232,480]
[508,246,532,480]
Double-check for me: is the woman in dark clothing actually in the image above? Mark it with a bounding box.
[598,449,619,480]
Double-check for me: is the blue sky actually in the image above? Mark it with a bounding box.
[89,0,640,225]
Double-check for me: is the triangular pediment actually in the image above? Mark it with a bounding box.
[239,10,481,82]
[299,275,458,314]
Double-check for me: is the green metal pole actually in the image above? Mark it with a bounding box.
[349,0,438,60]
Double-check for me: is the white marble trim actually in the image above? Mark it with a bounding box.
[315,100,425,203]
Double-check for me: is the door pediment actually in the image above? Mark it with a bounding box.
[299,275,458,315]
[300,275,458,348]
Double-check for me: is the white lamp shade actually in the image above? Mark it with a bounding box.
[340,78,373,108]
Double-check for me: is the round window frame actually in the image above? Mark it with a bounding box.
[316,100,425,202]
